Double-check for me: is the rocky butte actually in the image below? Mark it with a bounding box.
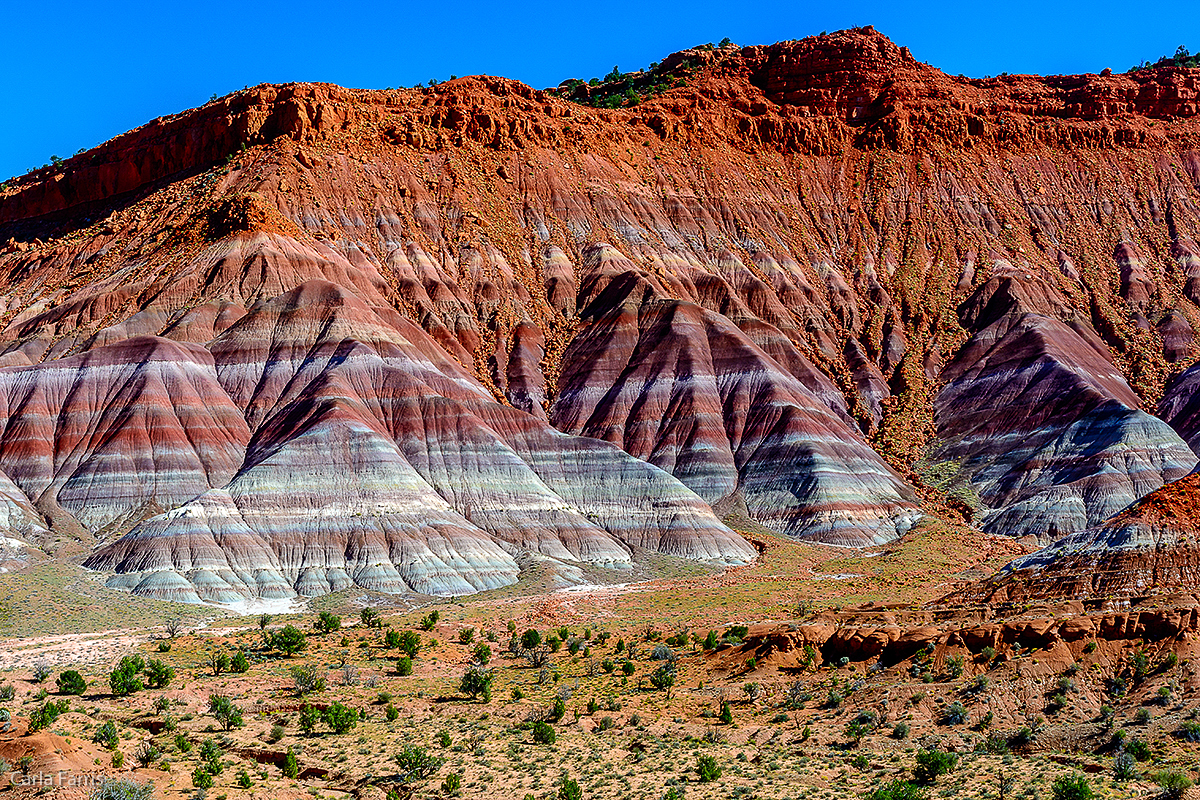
[1,27,1200,604]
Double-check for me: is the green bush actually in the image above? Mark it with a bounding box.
[459,666,493,702]
[394,745,444,784]
[314,611,341,634]
[145,660,174,689]
[56,670,86,696]
[282,747,298,778]
[207,694,244,731]
[289,663,326,695]
[1179,720,1200,742]
[913,749,958,784]
[88,778,153,800]
[1125,738,1152,761]
[271,625,308,656]
[230,651,250,673]
[385,704,399,722]
[557,777,582,800]
[109,656,144,696]
[93,720,119,749]
[943,701,968,725]
[191,767,213,789]
[27,700,69,732]
[398,630,421,658]
[396,656,413,676]
[549,695,567,722]
[1050,774,1094,800]
[323,701,357,734]
[1151,770,1193,799]
[866,780,926,800]
[697,754,722,782]
[532,721,556,744]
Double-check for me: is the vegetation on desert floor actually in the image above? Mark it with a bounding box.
[0,524,1195,799]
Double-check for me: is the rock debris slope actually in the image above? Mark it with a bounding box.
[1,27,1200,600]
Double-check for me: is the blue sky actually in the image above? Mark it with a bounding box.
[1,0,1197,181]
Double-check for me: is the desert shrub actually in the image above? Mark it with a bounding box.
[437,730,452,747]
[945,655,965,678]
[558,778,582,800]
[419,610,439,631]
[236,769,253,789]
[532,721,556,744]
[385,704,399,722]
[458,627,475,644]
[697,754,722,782]
[719,701,733,724]
[281,747,298,778]
[134,742,160,768]
[56,670,86,695]
[88,778,153,800]
[649,664,676,696]
[891,722,910,740]
[208,650,229,675]
[621,660,635,675]
[93,720,119,749]
[1125,738,1152,761]
[398,630,421,658]
[323,701,357,734]
[1151,771,1193,799]
[271,625,307,656]
[1134,707,1151,724]
[1178,720,1200,742]
[230,651,250,673]
[395,745,444,784]
[191,767,213,789]
[943,701,968,725]
[1083,641,1097,654]
[144,660,173,689]
[913,749,957,784]
[27,700,68,732]
[866,780,926,800]
[442,772,461,793]
[109,656,144,696]
[460,666,493,702]
[1050,774,1094,800]
[473,643,491,665]
[32,661,51,683]
[298,704,320,735]
[208,694,244,731]
[360,608,382,629]
[313,611,341,634]
[549,695,567,722]
[845,720,869,744]
[290,663,326,695]
[396,656,413,676]
[1113,750,1136,780]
